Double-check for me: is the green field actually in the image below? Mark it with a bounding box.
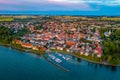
[101,17,120,21]
[0,17,14,21]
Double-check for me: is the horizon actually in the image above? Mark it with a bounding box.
[0,11,120,16]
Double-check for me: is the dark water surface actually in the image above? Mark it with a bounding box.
[0,46,120,80]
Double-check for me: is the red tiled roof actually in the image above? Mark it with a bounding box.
[22,42,32,47]
[15,40,21,44]
[44,37,50,41]
[96,48,103,54]
[66,41,76,46]
[40,46,46,51]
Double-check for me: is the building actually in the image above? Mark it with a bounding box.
[22,42,33,48]
[29,25,34,32]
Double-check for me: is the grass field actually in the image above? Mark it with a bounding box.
[0,16,14,21]
[101,17,120,21]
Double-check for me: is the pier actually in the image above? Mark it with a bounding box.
[43,55,70,72]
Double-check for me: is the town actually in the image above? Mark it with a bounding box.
[1,16,120,65]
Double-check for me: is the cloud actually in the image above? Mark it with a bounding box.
[0,0,120,11]
[49,0,82,3]
[49,0,120,6]
[0,0,20,5]
[1,0,120,6]
[82,0,120,6]
[0,0,91,11]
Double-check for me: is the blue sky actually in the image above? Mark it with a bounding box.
[0,0,120,15]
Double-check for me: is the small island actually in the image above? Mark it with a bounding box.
[0,16,120,66]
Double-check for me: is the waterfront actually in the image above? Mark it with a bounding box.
[0,46,120,80]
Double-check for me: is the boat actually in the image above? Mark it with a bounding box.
[66,58,70,60]
[48,54,62,63]
[56,52,70,61]
[62,56,66,59]
[55,58,62,63]
[48,54,56,60]
[58,53,62,56]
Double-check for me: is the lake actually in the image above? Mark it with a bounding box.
[0,46,120,80]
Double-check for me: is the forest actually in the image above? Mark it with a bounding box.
[100,28,120,65]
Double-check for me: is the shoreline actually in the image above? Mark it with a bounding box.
[0,43,45,55]
[50,49,120,67]
[0,43,120,67]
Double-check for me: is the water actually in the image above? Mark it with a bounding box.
[0,46,120,80]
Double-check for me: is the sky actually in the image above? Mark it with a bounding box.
[0,0,120,15]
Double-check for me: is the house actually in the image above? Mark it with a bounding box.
[22,42,33,48]
[57,46,63,50]
[66,41,76,46]
[80,49,84,55]
[44,37,50,41]
[15,40,21,44]
[104,30,111,37]
[32,46,39,50]
[79,33,85,39]
[29,25,34,32]
[84,49,89,56]
[36,36,42,40]
[50,47,56,49]
[66,49,70,52]
[97,44,102,49]
[40,46,46,51]
[84,52,89,56]
[94,48,103,57]
[60,47,63,50]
